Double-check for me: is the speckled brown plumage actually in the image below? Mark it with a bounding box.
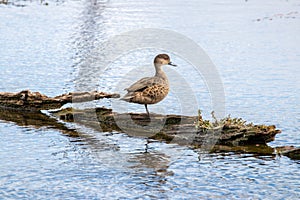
[121,54,176,115]
[124,84,169,105]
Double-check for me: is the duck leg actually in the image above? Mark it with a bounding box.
[145,104,150,116]
[144,139,149,153]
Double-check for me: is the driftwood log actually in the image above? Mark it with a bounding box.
[0,90,299,159]
[50,107,299,159]
[51,107,281,146]
[0,90,120,111]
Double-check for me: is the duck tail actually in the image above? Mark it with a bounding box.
[120,93,133,102]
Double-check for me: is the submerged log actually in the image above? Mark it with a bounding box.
[211,145,300,160]
[0,107,120,150]
[51,107,281,146]
[277,146,300,160]
[0,107,79,137]
[1,90,298,160]
[0,90,120,112]
[51,108,300,160]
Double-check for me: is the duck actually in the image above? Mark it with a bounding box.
[121,54,176,115]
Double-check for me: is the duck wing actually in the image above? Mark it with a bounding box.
[125,76,163,92]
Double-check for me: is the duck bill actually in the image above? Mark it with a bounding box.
[168,62,177,67]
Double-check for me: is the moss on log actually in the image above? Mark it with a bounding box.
[0,90,120,112]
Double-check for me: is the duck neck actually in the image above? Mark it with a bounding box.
[154,63,167,79]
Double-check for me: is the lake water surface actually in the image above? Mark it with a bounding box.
[0,0,299,199]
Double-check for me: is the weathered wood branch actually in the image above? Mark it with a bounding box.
[50,107,300,159]
[0,90,298,160]
[51,107,281,146]
[0,90,120,112]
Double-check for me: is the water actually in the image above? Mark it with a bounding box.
[0,0,300,199]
